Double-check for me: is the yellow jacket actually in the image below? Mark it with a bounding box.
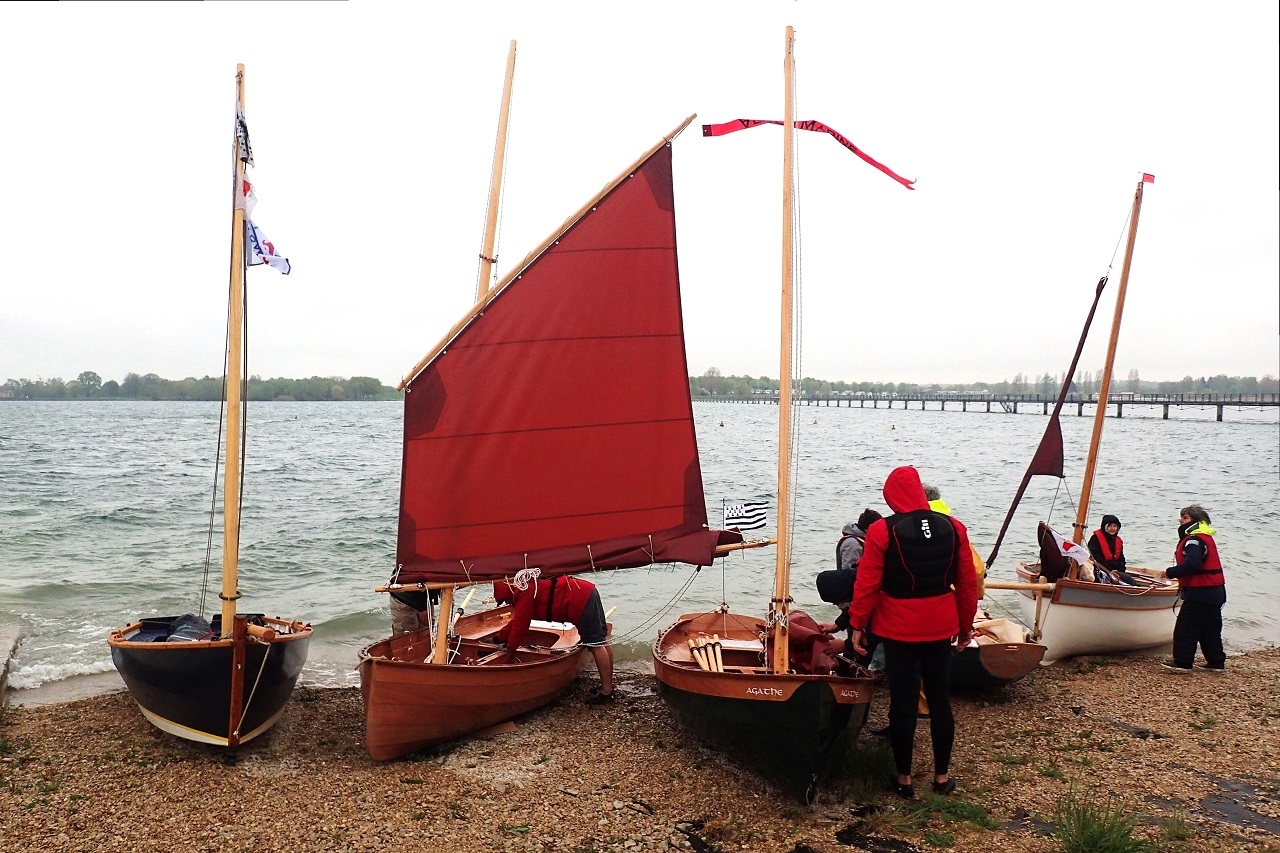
[930,498,986,597]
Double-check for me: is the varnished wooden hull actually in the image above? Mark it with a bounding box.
[1015,562,1180,662]
[652,612,873,798]
[358,607,588,761]
[950,616,1046,689]
[108,615,311,746]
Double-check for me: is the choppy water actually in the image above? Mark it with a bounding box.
[1,400,1275,700]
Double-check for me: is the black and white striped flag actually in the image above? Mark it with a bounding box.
[724,500,768,531]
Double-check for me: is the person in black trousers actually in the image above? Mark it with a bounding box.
[1160,504,1227,672]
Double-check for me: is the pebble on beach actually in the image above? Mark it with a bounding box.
[1,649,1278,852]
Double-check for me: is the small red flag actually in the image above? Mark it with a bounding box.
[1142,173,1155,183]
[702,118,916,189]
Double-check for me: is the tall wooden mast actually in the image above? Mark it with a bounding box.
[221,64,248,636]
[476,40,517,302]
[431,41,518,665]
[1073,177,1147,546]
[769,26,796,674]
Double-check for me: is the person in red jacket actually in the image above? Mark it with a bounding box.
[494,571,615,704]
[1159,504,1227,672]
[849,466,978,799]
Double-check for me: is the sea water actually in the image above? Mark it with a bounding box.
[1,400,1275,702]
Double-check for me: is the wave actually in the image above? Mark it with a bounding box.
[6,657,116,690]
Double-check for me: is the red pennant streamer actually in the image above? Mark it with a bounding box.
[702,119,915,190]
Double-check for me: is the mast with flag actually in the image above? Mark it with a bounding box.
[107,64,311,749]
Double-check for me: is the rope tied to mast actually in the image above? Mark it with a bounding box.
[511,567,541,591]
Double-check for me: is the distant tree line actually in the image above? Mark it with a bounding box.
[690,367,1280,398]
[2,372,400,401]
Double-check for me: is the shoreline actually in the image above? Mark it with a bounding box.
[2,647,1278,852]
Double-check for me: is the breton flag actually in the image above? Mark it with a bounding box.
[724,500,769,531]
[1047,526,1092,566]
[236,105,254,166]
[247,220,291,275]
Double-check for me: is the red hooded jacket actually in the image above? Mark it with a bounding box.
[848,466,979,643]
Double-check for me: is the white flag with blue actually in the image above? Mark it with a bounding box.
[724,499,769,531]
[247,219,291,275]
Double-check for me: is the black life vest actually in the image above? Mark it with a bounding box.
[881,509,959,599]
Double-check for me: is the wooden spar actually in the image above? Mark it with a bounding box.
[430,45,513,661]
[984,580,1056,592]
[1073,178,1147,546]
[476,40,516,302]
[398,114,698,391]
[373,539,775,592]
[430,586,455,665]
[221,64,247,637]
[227,615,247,746]
[769,26,797,675]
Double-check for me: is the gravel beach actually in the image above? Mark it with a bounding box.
[2,648,1277,853]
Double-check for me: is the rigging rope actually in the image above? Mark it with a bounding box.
[200,337,228,620]
[785,65,805,583]
[606,564,708,644]
[234,636,270,739]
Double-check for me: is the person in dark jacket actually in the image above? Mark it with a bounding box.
[494,571,615,702]
[849,466,978,798]
[836,508,884,573]
[817,508,883,657]
[1087,514,1127,574]
[1160,505,1227,672]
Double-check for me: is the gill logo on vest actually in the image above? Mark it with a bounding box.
[921,518,932,539]
[746,687,784,696]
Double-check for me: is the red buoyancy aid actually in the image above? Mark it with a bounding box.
[1176,532,1224,588]
[1092,529,1123,562]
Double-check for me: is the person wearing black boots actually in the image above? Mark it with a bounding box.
[1160,505,1227,672]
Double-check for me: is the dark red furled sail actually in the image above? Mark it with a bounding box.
[986,276,1110,568]
[395,143,729,584]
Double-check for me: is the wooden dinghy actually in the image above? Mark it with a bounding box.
[360,43,741,761]
[107,65,311,747]
[1012,562,1177,662]
[949,615,1046,689]
[360,608,588,761]
[653,611,871,800]
[109,614,310,746]
[655,28,908,804]
[985,173,1179,664]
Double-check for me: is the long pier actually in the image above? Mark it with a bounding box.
[702,392,1279,422]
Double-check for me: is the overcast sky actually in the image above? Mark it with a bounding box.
[2,1,1276,388]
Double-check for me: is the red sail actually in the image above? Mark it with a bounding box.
[396,143,728,584]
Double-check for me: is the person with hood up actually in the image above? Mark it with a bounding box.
[849,466,978,798]
[1087,514,1127,575]
[1159,505,1227,672]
